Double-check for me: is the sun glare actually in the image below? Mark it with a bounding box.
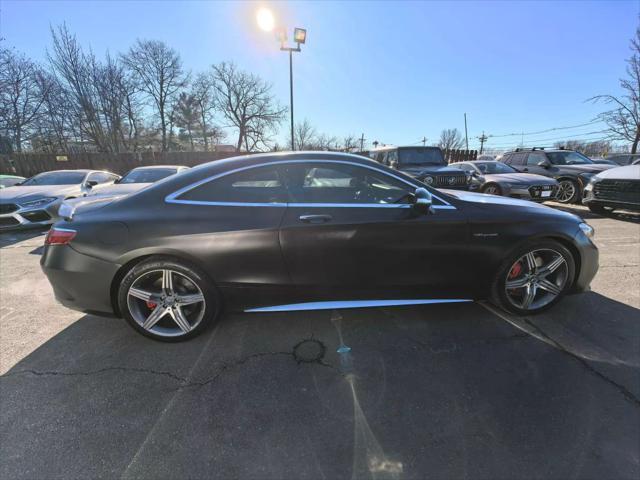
[256,8,275,32]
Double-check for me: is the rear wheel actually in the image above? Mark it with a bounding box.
[556,179,580,203]
[118,257,220,341]
[492,240,575,315]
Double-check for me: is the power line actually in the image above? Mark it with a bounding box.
[485,129,610,148]
[481,120,604,139]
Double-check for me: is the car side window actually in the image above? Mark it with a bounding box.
[283,163,413,205]
[527,153,547,166]
[88,172,116,184]
[178,165,287,204]
[502,154,512,164]
[510,153,527,166]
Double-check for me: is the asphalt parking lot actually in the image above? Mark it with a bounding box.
[0,203,639,480]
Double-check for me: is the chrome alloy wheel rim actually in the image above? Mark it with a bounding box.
[504,249,568,310]
[127,269,206,337]
[484,185,499,195]
[556,180,575,203]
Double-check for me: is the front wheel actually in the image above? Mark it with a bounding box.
[482,183,503,196]
[556,179,580,204]
[491,241,575,315]
[118,257,221,341]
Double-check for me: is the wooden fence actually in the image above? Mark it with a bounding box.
[442,149,478,163]
[0,148,479,178]
[0,151,240,177]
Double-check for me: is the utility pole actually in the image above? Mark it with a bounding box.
[478,131,488,154]
[464,113,469,150]
[421,136,427,147]
[359,133,365,152]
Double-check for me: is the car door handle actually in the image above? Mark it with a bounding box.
[299,214,332,224]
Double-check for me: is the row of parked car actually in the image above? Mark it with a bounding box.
[0,146,638,232]
[368,145,640,213]
[0,165,189,230]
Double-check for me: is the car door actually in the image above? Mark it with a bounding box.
[278,160,473,301]
[163,164,293,309]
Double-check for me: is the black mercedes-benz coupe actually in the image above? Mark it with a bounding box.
[41,152,599,341]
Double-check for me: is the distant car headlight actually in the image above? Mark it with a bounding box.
[423,175,434,185]
[579,222,595,239]
[20,197,57,209]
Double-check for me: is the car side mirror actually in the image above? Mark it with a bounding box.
[413,187,433,215]
[85,180,98,188]
[537,160,551,168]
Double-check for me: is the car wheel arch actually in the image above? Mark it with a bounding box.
[496,233,581,287]
[109,249,215,317]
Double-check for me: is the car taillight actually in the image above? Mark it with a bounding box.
[45,228,77,245]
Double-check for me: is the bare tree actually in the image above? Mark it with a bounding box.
[174,92,199,150]
[191,72,218,151]
[591,24,640,153]
[341,134,358,152]
[0,47,46,152]
[122,39,187,151]
[315,133,338,151]
[294,118,317,150]
[438,128,465,151]
[211,62,286,151]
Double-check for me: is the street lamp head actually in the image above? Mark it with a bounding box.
[293,28,307,44]
[256,8,275,32]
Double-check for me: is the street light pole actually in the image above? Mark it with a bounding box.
[279,27,306,151]
[289,49,294,150]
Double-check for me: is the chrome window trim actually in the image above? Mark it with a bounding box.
[245,298,473,312]
[165,159,456,209]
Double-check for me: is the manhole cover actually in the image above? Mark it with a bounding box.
[293,338,326,363]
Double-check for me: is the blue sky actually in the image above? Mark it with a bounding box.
[1,0,638,150]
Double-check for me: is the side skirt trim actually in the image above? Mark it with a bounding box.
[245,298,473,312]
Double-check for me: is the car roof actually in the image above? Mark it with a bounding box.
[129,165,188,170]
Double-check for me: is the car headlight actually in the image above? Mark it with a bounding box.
[423,176,434,185]
[466,174,472,184]
[579,222,595,239]
[584,178,596,192]
[20,197,57,208]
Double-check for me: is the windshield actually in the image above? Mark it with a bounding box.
[546,151,593,165]
[0,178,22,188]
[119,168,178,184]
[398,148,445,166]
[474,162,517,174]
[21,171,86,186]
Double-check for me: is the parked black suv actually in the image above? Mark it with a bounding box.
[369,146,471,190]
[500,148,614,203]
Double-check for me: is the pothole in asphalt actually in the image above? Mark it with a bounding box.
[293,338,326,363]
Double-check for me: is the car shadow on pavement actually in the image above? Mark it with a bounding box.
[1,297,639,480]
[0,228,49,248]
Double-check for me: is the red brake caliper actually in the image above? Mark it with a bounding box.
[146,300,157,309]
[508,261,523,280]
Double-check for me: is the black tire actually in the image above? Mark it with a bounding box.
[491,239,575,315]
[482,183,503,196]
[556,179,580,204]
[588,204,614,214]
[118,256,221,342]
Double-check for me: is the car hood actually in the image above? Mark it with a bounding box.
[0,185,79,203]
[558,164,614,174]
[400,165,465,176]
[593,165,640,180]
[482,173,557,185]
[442,189,581,222]
[88,182,151,197]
